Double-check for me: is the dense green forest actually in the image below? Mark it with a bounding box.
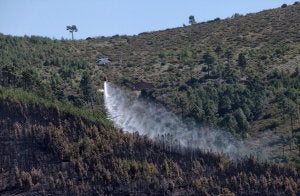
[0,3,300,195]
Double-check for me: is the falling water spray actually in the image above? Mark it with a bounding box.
[103,82,250,158]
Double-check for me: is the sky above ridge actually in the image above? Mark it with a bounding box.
[0,0,296,39]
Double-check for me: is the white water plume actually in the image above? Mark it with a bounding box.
[103,82,247,158]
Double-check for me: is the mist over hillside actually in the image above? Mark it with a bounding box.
[104,82,240,157]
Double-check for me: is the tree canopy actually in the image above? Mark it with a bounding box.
[66,25,78,40]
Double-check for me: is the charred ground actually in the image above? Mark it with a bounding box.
[0,100,299,195]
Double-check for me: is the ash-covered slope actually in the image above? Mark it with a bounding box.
[0,100,299,195]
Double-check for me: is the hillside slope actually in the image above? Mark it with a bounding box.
[0,100,299,195]
[83,4,300,163]
[70,4,300,140]
[0,3,300,195]
[0,0,299,178]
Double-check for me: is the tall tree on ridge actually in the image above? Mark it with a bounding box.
[66,25,78,40]
[189,15,196,25]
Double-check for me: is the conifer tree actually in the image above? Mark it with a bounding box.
[66,25,78,40]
